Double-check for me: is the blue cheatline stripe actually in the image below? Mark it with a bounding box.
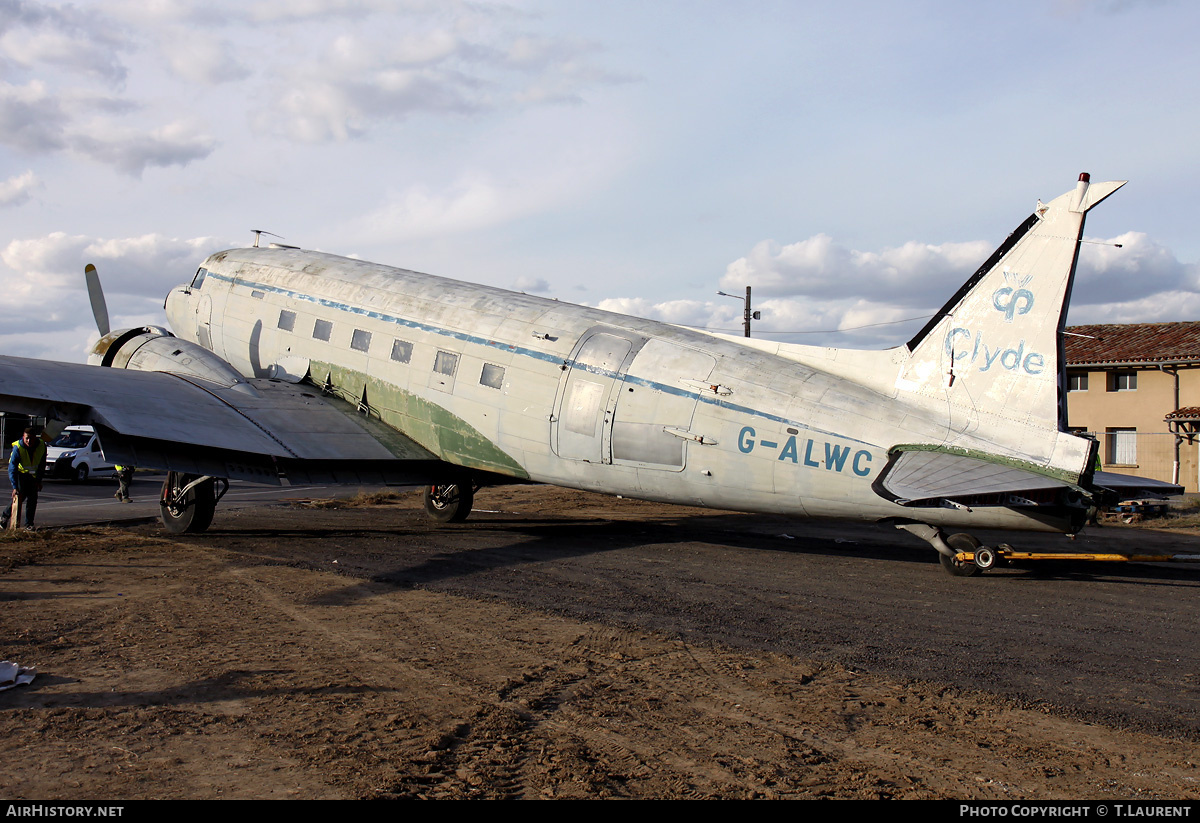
[205,269,878,448]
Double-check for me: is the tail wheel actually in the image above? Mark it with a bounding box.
[423,481,474,523]
[160,472,216,534]
[973,545,998,571]
[939,533,982,577]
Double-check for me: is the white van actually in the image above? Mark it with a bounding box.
[45,425,117,482]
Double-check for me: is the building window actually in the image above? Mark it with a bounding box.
[351,329,371,352]
[277,310,296,332]
[390,339,413,363]
[1067,372,1088,392]
[1106,427,1137,465]
[480,363,505,389]
[1107,371,1137,392]
[433,351,458,377]
[313,318,332,341]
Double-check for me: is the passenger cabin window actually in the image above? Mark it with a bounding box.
[351,329,372,352]
[480,363,505,389]
[1067,372,1088,392]
[313,318,332,341]
[390,339,413,363]
[1107,371,1137,392]
[251,290,265,300]
[277,310,296,332]
[190,268,207,289]
[433,351,459,377]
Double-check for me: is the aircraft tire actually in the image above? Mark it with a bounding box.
[423,482,474,523]
[940,533,982,577]
[159,472,216,534]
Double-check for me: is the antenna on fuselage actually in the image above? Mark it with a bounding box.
[251,229,284,248]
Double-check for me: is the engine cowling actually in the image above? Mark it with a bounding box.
[89,327,258,395]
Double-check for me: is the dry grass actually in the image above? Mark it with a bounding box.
[1101,496,1200,530]
[293,489,412,509]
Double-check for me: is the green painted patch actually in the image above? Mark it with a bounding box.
[312,360,529,479]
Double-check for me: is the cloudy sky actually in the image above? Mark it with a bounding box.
[2,0,1198,362]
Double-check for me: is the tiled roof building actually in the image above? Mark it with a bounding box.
[1064,321,1200,491]
[1065,321,1200,367]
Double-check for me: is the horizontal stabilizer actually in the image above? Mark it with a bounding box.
[1091,471,1183,500]
[873,446,1076,507]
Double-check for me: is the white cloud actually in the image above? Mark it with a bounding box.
[0,81,213,175]
[721,233,993,305]
[0,322,100,362]
[0,231,229,362]
[2,231,224,297]
[162,37,252,85]
[1072,232,1199,304]
[1066,290,1200,326]
[68,120,216,177]
[593,297,718,329]
[358,177,505,239]
[513,276,550,292]
[589,230,1200,351]
[0,80,69,152]
[0,170,39,207]
[251,31,485,142]
[244,0,402,24]
[247,10,629,143]
[0,27,127,85]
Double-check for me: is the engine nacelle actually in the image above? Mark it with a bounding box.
[89,327,258,395]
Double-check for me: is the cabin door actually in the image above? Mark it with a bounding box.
[610,339,716,471]
[553,330,638,463]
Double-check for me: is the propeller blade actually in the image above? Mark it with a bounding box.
[84,263,110,337]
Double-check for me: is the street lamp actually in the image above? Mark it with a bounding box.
[716,286,760,338]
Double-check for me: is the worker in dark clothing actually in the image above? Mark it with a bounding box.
[114,464,134,502]
[3,426,46,531]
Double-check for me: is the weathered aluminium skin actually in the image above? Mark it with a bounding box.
[0,174,1125,552]
[156,174,1125,534]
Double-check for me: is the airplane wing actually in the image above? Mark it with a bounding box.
[1091,471,1184,500]
[0,354,449,485]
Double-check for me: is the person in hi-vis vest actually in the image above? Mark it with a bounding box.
[3,426,46,530]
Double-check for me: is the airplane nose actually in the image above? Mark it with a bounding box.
[163,285,191,333]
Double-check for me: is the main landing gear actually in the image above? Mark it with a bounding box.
[159,472,228,534]
[423,480,475,523]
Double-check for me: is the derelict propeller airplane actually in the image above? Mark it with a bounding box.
[0,173,1163,574]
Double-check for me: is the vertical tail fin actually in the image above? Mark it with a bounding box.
[895,174,1125,468]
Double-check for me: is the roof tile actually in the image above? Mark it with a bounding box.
[1064,321,1200,366]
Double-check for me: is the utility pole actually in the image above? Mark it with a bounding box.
[717,287,761,337]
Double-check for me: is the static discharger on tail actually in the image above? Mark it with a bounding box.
[0,173,1180,575]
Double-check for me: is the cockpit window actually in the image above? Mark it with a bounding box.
[190,268,208,289]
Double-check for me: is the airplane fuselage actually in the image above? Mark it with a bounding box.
[164,246,1080,533]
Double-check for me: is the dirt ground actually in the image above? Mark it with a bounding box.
[2,486,1199,799]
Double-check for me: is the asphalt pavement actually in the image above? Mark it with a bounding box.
[3,471,387,529]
